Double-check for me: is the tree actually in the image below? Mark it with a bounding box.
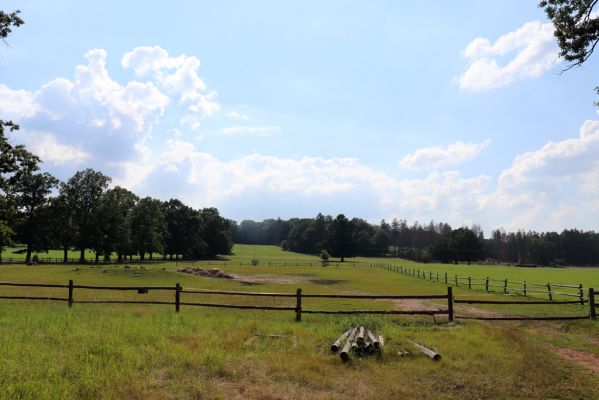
[0,10,24,259]
[47,194,77,263]
[131,197,166,260]
[1,121,41,261]
[323,214,355,262]
[1,9,23,42]
[199,207,232,258]
[92,187,138,262]
[540,0,599,105]
[162,199,207,260]
[448,227,484,265]
[12,167,59,263]
[60,169,111,262]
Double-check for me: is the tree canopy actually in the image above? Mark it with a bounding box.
[540,0,599,104]
[0,9,23,42]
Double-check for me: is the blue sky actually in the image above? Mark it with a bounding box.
[1,0,598,233]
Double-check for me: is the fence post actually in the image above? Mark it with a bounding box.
[175,283,181,313]
[455,275,458,287]
[68,279,74,308]
[447,287,454,323]
[504,279,508,293]
[468,277,471,290]
[445,272,448,284]
[589,288,596,320]
[485,277,489,292]
[436,272,439,282]
[295,288,302,322]
[579,284,585,305]
[547,283,552,301]
[523,281,527,296]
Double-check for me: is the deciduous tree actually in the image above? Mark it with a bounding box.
[540,0,599,105]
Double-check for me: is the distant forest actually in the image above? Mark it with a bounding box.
[230,215,599,266]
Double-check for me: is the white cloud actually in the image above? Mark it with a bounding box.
[121,46,184,77]
[122,46,219,124]
[226,111,250,120]
[0,83,37,119]
[484,119,599,231]
[457,21,560,91]
[399,140,490,170]
[496,120,599,191]
[21,131,90,165]
[113,138,491,225]
[220,126,279,135]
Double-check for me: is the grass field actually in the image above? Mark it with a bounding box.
[1,244,598,399]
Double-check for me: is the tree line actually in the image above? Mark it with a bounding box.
[230,216,599,266]
[0,131,232,263]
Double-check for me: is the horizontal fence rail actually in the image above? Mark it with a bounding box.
[1,280,596,322]
[0,280,456,322]
[371,263,587,303]
[453,295,594,320]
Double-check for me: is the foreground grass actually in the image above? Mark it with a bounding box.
[0,255,598,398]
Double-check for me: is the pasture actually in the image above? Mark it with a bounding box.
[0,244,598,399]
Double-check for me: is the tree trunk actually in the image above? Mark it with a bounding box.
[140,252,145,261]
[149,252,153,260]
[63,246,68,263]
[341,256,345,262]
[79,248,85,263]
[117,253,122,262]
[25,246,32,264]
[95,252,99,263]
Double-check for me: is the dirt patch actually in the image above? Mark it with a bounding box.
[178,267,234,279]
[239,281,262,286]
[549,345,599,374]
[455,304,508,318]
[390,299,508,319]
[231,274,306,285]
[309,279,344,285]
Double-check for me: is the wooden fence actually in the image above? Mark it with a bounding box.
[0,280,596,321]
[372,263,587,302]
[0,280,452,321]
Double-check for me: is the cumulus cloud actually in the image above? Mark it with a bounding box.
[111,138,492,225]
[121,45,219,126]
[456,21,560,91]
[399,140,490,170]
[485,119,599,231]
[0,83,37,119]
[0,46,228,171]
[20,131,90,165]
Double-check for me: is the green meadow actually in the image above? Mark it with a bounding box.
[0,244,598,399]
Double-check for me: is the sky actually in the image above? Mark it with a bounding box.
[1,0,598,234]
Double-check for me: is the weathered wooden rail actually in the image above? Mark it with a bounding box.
[0,280,453,322]
[1,280,596,321]
[371,263,587,303]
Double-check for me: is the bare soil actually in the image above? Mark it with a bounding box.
[548,345,599,374]
[390,299,508,318]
